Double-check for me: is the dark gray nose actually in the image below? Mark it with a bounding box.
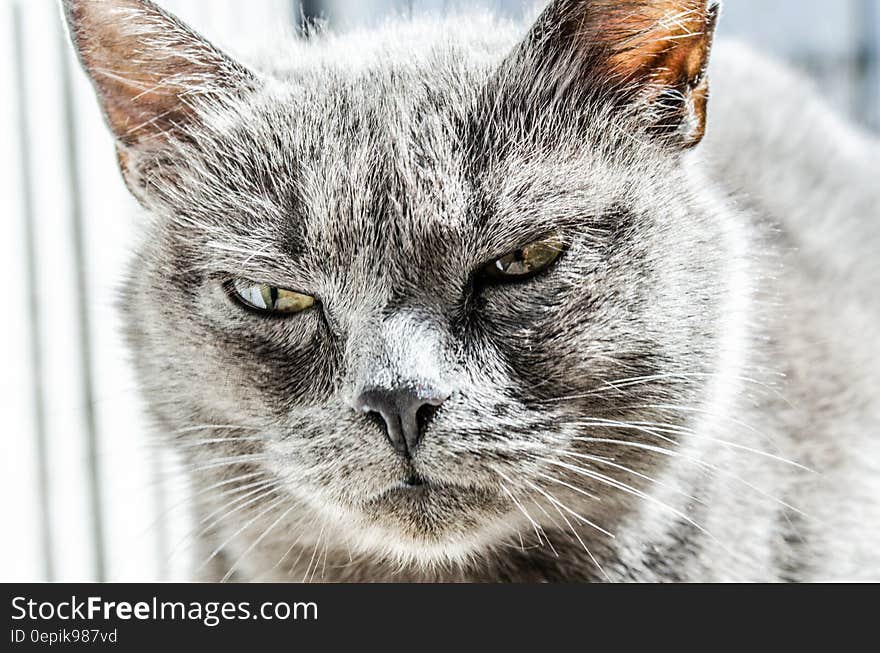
[355,386,448,456]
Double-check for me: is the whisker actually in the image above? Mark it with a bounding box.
[222,502,297,582]
[540,370,789,404]
[138,470,266,539]
[521,480,612,582]
[524,503,563,558]
[497,481,553,554]
[523,478,614,538]
[537,456,739,560]
[535,470,602,502]
[554,448,704,506]
[198,492,288,572]
[173,454,270,475]
[571,438,812,518]
[303,523,326,583]
[199,479,279,525]
[273,514,319,574]
[165,481,279,564]
[567,418,812,471]
[173,436,268,451]
[568,418,680,445]
[170,424,264,435]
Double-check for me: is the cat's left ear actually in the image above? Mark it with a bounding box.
[506,0,720,148]
[62,0,256,149]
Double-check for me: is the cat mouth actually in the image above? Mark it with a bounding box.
[376,473,432,500]
[367,472,497,509]
[358,473,509,554]
[398,473,428,490]
[365,470,482,508]
[360,463,500,515]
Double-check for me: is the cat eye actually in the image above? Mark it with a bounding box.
[226,279,315,315]
[482,236,564,282]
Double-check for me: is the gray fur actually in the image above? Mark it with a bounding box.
[64,0,880,581]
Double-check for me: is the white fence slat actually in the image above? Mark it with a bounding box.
[18,0,95,581]
[0,1,45,583]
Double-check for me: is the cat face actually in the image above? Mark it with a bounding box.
[66,0,727,568]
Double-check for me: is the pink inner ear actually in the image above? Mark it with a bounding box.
[96,66,199,147]
[594,1,715,84]
[573,0,718,146]
[66,0,251,146]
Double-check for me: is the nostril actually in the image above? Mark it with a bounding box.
[362,409,389,436]
[416,402,441,437]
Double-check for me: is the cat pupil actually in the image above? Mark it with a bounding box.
[259,284,275,309]
[490,239,562,279]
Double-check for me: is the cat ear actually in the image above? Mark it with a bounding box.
[510,0,720,148]
[63,0,256,148]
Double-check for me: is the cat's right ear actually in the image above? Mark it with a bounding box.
[62,0,256,190]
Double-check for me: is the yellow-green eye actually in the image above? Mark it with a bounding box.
[483,236,564,281]
[228,279,315,315]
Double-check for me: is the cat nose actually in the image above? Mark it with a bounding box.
[354,386,449,456]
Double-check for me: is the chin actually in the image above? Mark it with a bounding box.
[344,481,514,568]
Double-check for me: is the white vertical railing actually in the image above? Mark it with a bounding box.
[4,2,49,583]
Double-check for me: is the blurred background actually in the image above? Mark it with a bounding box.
[1,0,878,582]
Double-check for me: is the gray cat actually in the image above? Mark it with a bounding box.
[63,0,880,582]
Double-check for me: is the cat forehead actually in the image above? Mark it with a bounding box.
[243,89,618,247]
[291,78,474,228]
[240,67,625,216]
[178,69,634,267]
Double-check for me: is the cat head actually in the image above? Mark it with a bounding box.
[65,0,732,570]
